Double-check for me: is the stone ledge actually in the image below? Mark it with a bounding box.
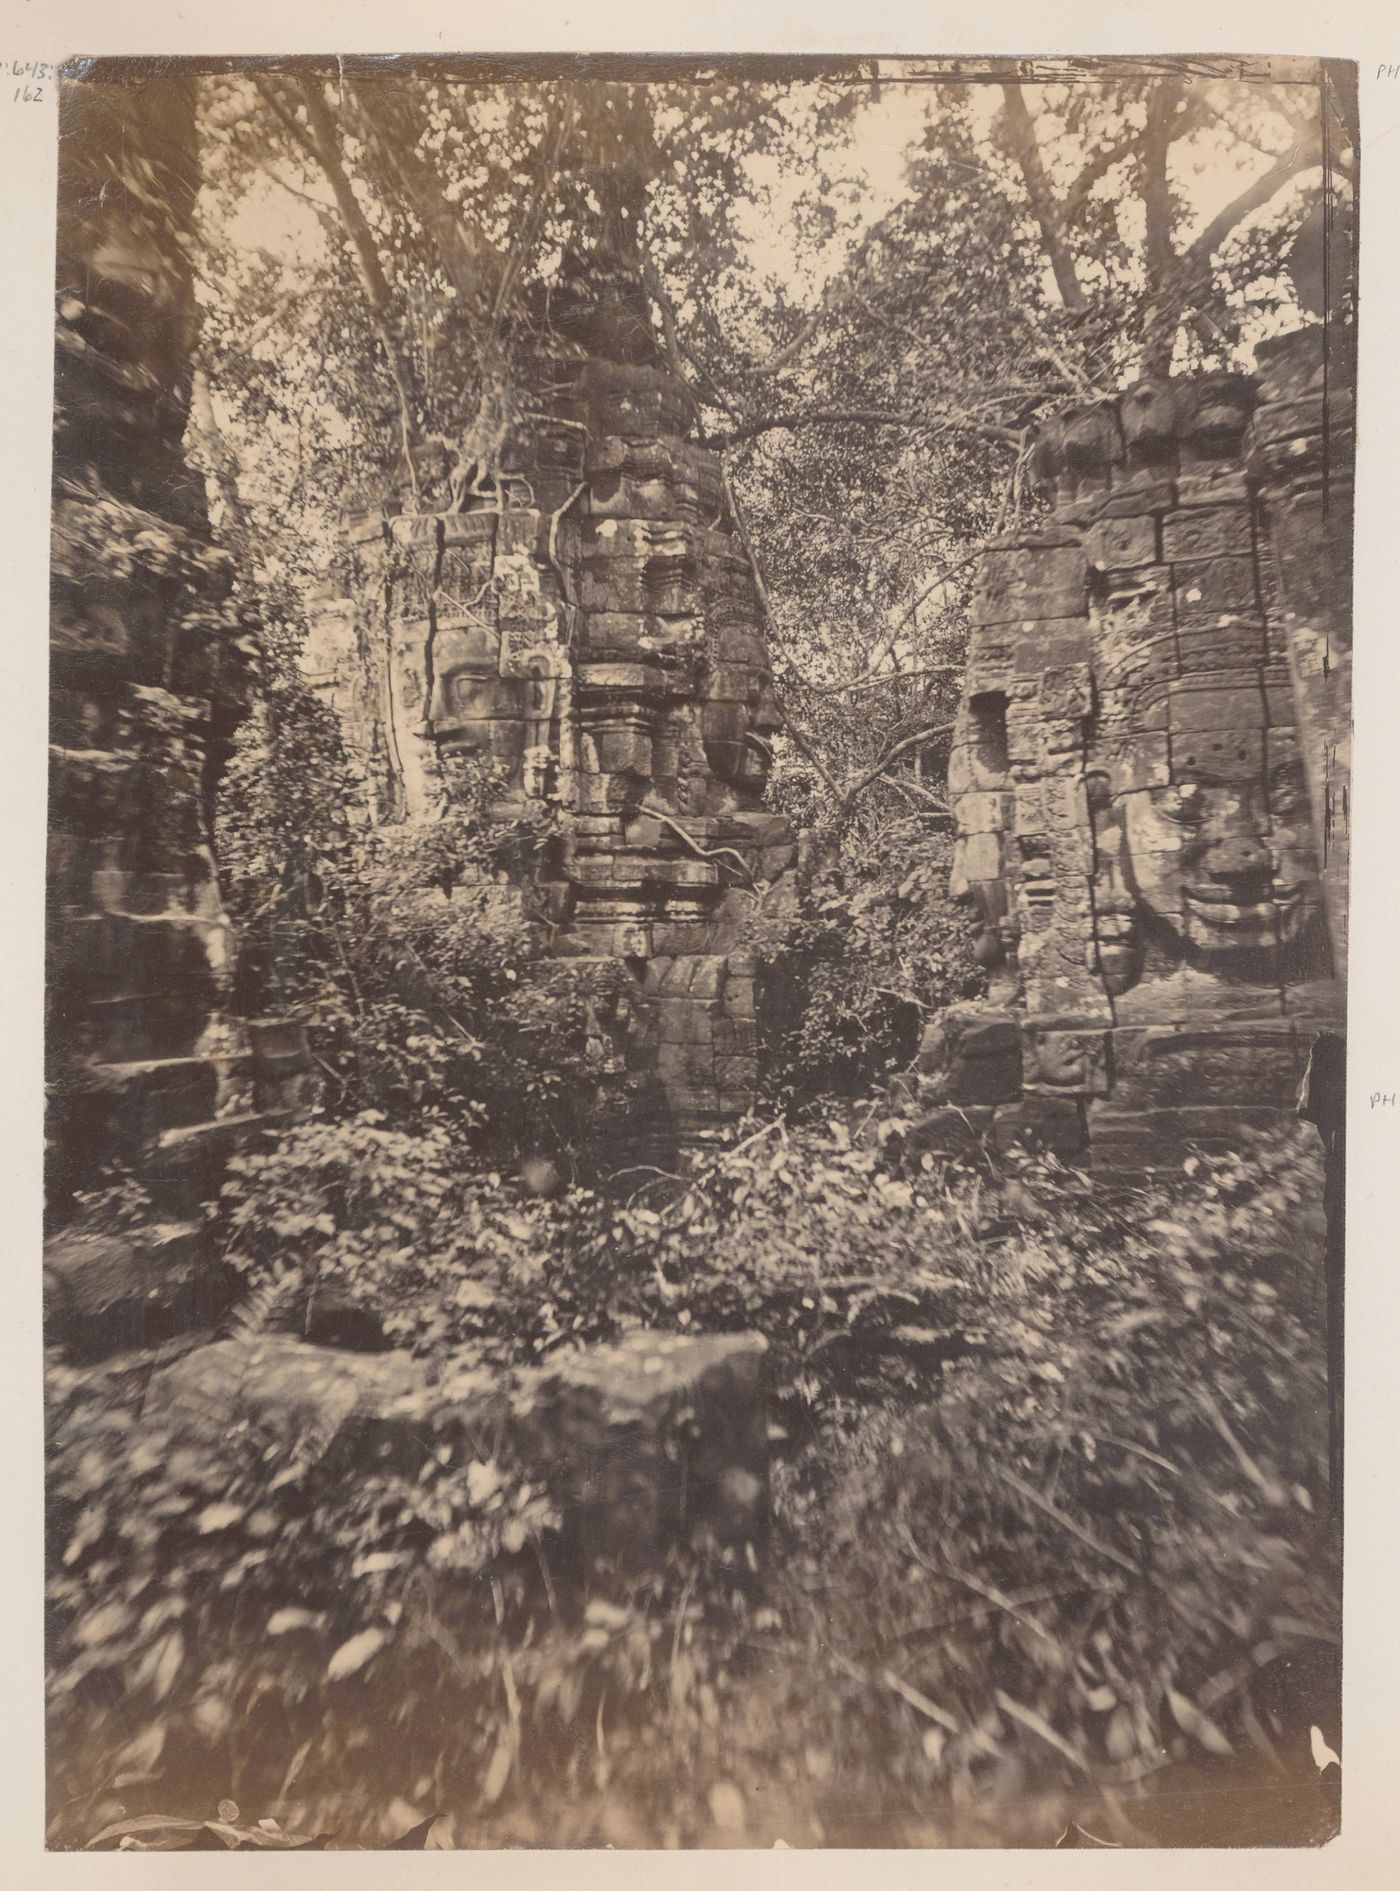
[143,1329,770,1580]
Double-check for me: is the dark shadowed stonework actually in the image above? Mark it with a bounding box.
[303,173,796,1149]
[910,340,1349,1177]
[47,73,312,1353]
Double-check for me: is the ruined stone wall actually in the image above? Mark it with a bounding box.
[47,70,311,1352]
[307,199,795,1149]
[914,350,1349,1177]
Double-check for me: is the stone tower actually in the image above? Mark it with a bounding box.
[306,156,797,1150]
[47,67,311,1353]
[914,340,1349,1177]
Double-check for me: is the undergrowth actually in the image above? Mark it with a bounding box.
[46,1115,1338,1848]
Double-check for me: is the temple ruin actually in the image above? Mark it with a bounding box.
[47,71,312,1353]
[916,337,1350,1175]
[302,163,796,1148]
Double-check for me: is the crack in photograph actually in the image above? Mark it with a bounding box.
[44,50,1350,1852]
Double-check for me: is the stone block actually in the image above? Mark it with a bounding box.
[1252,392,1328,450]
[1168,724,1265,784]
[1091,566,1176,639]
[1038,664,1093,719]
[578,358,694,437]
[955,790,1016,836]
[948,740,1009,797]
[958,831,1004,882]
[1166,674,1268,736]
[1087,1103,1293,1177]
[143,1111,301,1218]
[1172,555,1260,624]
[713,1018,758,1056]
[512,1331,770,1573]
[1161,503,1253,563]
[144,1336,458,1475]
[1015,627,1090,675]
[595,729,654,775]
[722,977,756,1021]
[144,1327,770,1582]
[1107,1023,1306,1111]
[592,920,648,959]
[990,1095,1086,1160]
[1097,479,1176,516]
[44,1219,226,1361]
[972,545,1087,627]
[1174,469,1251,506]
[1174,620,1268,676]
[915,1005,1023,1106]
[713,1052,755,1093]
[686,955,726,999]
[900,1104,995,1158]
[1023,1026,1110,1095]
[1085,513,1158,571]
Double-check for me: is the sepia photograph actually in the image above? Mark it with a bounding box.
[41,46,1352,1853]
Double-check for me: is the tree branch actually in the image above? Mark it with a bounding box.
[340,78,495,319]
[718,463,844,811]
[1000,83,1088,314]
[490,86,575,329]
[1063,130,1138,214]
[291,79,400,329]
[271,76,421,481]
[640,258,706,420]
[837,722,955,823]
[1185,133,1322,267]
[710,408,1020,450]
[746,184,921,376]
[798,662,963,699]
[1139,79,1185,376]
[837,547,983,689]
[250,74,322,169]
[1141,80,1183,287]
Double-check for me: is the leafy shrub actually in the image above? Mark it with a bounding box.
[48,1115,1337,1846]
[217,690,642,1163]
[217,1114,552,1355]
[744,819,984,1103]
[811,1126,1338,1826]
[45,1342,563,1846]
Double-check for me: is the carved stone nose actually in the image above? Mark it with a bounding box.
[1207,834,1271,880]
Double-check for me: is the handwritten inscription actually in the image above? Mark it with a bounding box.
[4,59,52,102]
[1370,1092,1397,1109]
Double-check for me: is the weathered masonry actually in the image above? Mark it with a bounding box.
[915,340,1350,1175]
[302,162,796,1149]
[47,70,311,1353]
[44,74,774,1569]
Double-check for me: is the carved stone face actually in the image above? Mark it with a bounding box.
[701,632,781,798]
[1119,377,1179,464]
[1177,371,1255,456]
[1060,403,1123,468]
[426,624,525,770]
[1086,772,1144,994]
[1117,758,1320,960]
[1035,402,1124,504]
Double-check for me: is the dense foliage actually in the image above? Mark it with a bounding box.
[48,1116,1337,1847]
[745,820,984,1102]
[216,684,642,1169]
[45,63,1345,1852]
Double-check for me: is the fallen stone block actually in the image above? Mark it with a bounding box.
[44,1219,230,1361]
[142,1328,771,1582]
